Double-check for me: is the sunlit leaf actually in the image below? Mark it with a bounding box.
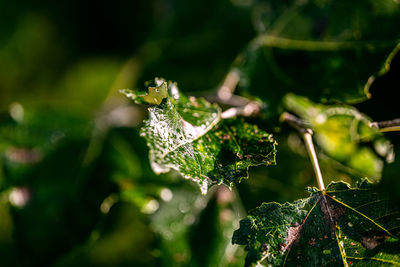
[233,180,400,266]
[283,93,393,181]
[122,78,277,193]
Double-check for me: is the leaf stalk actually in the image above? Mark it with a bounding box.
[281,112,325,191]
[370,118,400,133]
[303,132,325,191]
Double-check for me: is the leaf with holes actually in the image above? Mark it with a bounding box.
[233,180,400,266]
[121,78,277,194]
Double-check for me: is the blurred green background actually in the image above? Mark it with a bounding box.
[0,0,399,266]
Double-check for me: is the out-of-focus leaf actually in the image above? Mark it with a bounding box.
[0,200,15,264]
[190,186,246,267]
[0,106,121,266]
[284,94,392,181]
[0,107,91,149]
[0,107,92,188]
[0,15,66,108]
[138,0,254,94]
[379,146,400,208]
[54,202,156,267]
[151,184,245,267]
[4,138,117,266]
[57,58,122,112]
[233,180,400,266]
[122,78,277,194]
[234,0,400,118]
[151,183,209,266]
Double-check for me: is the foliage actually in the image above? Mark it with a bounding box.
[233,180,400,266]
[234,0,400,114]
[1,0,400,266]
[283,94,392,180]
[121,79,276,193]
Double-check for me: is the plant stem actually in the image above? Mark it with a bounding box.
[281,112,310,133]
[256,35,396,51]
[380,126,400,133]
[370,118,400,133]
[303,132,325,191]
[217,70,240,102]
[221,101,261,119]
[282,112,325,191]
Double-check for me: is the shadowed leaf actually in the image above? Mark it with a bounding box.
[233,180,400,266]
[234,0,400,119]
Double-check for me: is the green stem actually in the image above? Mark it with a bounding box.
[380,126,400,133]
[371,118,400,133]
[303,132,325,191]
[282,112,325,191]
[255,35,397,51]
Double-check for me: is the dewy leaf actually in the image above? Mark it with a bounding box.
[233,180,400,266]
[283,93,393,181]
[121,78,277,194]
[233,0,400,117]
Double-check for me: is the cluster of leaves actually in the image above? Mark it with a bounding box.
[0,1,255,266]
[1,0,400,266]
[120,0,400,266]
[123,78,400,265]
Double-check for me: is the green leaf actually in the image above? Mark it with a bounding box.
[151,186,245,266]
[233,180,400,266]
[121,78,277,193]
[0,108,92,188]
[189,187,247,267]
[151,184,209,265]
[283,93,393,181]
[234,0,400,117]
[120,78,169,105]
[379,147,400,209]
[54,202,157,267]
